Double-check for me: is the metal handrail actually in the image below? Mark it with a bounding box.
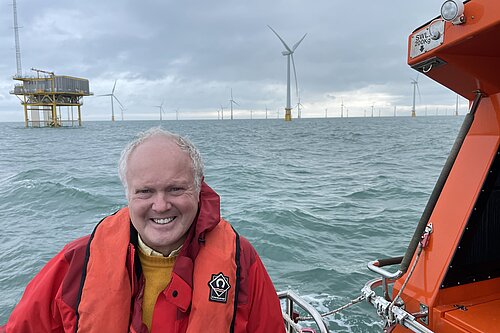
[367,256,404,280]
[367,256,404,300]
[278,290,329,333]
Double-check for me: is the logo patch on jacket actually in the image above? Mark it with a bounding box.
[208,272,231,303]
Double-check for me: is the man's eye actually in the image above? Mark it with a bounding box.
[137,189,152,194]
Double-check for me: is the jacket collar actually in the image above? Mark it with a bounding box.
[171,181,220,287]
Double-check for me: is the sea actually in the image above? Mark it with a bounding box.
[0,116,463,332]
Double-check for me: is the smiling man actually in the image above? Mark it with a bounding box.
[1,128,285,333]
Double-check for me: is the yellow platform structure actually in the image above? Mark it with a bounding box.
[11,68,92,128]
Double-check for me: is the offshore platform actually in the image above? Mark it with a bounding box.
[10,0,92,128]
[11,69,92,128]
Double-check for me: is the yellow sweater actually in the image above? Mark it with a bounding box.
[138,248,176,331]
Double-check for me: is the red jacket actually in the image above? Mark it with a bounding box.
[1,182,285,333]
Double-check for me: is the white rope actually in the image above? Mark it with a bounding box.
[297,294,366,321]
[388,224,432,322]
[391,244,423,310]
[282,312,304,333]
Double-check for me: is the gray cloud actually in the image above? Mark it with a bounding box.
[0,0,466,121]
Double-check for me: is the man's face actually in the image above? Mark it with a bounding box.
[126,135,199,255]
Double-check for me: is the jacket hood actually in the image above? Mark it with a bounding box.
[194,181,221,239]
[174,181,221,286]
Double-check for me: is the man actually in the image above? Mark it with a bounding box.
[1,128,285,333]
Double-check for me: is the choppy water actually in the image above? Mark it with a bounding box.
[0,116,463,331]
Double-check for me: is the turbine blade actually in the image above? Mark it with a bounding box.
[113,95,124,108]
[291,54,299,99]
[417,83,422,101]
[112,80,117,94]
[96,94,112,97]
[267,25,292,53]
[292,33,307,51]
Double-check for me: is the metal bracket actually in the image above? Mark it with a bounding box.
[419,303,429,325]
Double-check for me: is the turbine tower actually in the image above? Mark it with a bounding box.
[120,106,125,121]
[268,25,307,121]
[154,101,164,121]
[97,80,124,122]
[411,75,421,117]
[229,89,239,120]
[296,98,303,119]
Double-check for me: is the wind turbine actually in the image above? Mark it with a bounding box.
[411,74,421,117]
[154,101,165,121]
[220,105,225,120]
[97,80,124,122]
[296,99,303,119]
[268,25,307,121]
[229,89,239,120]
[120,106,126,121]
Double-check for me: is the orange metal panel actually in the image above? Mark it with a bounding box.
[468,95,500,136]
[443,299,500,333]
[393,96,500,331]
[395,127,499,304]
[432,307,473,333]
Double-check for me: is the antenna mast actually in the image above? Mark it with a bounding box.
[12,0,23,77]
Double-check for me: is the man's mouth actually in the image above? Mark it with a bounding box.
[152,217,176,225]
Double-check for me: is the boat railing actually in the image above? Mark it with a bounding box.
[278,290,329,333]
[362,277,434,333]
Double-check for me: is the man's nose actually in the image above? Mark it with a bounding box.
[152,193,172,212]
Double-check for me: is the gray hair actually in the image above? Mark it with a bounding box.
[118,127,204,195]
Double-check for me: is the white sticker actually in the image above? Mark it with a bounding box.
[410,20,445,59]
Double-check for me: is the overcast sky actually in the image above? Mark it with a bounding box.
[0,0,468,122]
